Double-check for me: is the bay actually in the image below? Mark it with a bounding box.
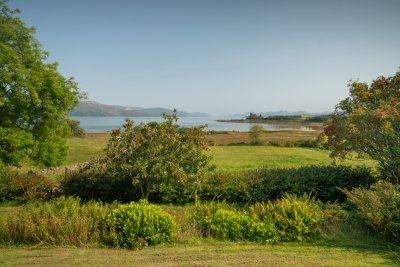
[71,116,316,132]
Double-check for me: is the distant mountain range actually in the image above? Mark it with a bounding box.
[68,101,210,117]
[226,111,332,118]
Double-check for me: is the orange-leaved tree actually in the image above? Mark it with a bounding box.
[324,71,400,183]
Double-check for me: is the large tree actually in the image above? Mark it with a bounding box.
[324,71,400,183]
[0,1,83,167]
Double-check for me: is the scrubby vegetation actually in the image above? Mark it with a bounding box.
[0,197,117,246]
[344,181,400,242]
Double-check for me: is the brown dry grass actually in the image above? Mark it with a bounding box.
[207,130,321,145]
[82,130,322,147]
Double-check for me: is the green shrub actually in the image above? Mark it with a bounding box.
[105,200,178,249]
[199,172,259,203]
[344,181,400,243]
[0,197,116,245]
[249,194,323,241]
[0,168,18,201]
[258,165,376,202]
[206,209,277,242]
[195,195,323,242]
[192,202,237,237]
[198,166,375,204]
[61,166,138,203]
[0,168,56,201]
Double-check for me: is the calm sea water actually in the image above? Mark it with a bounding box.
[71,116,316,132]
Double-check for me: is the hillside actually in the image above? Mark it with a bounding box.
[68,101,210,117]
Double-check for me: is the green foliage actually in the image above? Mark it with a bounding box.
[303,115,332,123]
[196,195,323,242]
[0,168,56,201]
[268,139,322,149]
[61,162,137,203]
[198,165,375,203]
[104,200,178,249]
[0,197,117,245]
[249,194,324,241]
[0,128,34,166]
[104,112,212,201]
[324,71,400,183]
[344,181,400,243]
[67,118,86,137]
[191,202,237,237]
[0,1,83,167]
[257,165,376,202]
[199,171,262,203]
[249,124,264,145]
[206,209,276,242]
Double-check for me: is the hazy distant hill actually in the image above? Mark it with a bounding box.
[68,101,210,117]
[227,111,332,118]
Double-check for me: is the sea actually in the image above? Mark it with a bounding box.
[71,116,316,132]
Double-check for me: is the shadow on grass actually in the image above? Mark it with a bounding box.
[308,219,400,265]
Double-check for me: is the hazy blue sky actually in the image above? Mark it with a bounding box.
[9,0,400,115]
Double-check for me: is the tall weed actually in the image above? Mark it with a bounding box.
[0,197,117,246]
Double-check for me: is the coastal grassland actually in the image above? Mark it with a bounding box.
[0,242,397,266]
[66,132,374,172]
[66,133,110,165]
[211,146,375,171]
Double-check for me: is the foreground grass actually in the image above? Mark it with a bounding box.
[66,134,375,171]
[0,242,398,267]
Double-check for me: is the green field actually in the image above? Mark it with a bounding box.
[211,146,375,171]
[66,136,375,171]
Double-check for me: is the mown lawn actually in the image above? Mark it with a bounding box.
[0,242,398,266]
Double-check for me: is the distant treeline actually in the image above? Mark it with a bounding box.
[245,113,331,123]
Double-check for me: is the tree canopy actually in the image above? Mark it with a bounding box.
[324,71,400,183]
[0,0,83,167]
[104,112,212,202]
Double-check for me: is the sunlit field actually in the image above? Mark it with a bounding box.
[66,133,375,171]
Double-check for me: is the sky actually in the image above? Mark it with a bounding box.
[9,0,400,116]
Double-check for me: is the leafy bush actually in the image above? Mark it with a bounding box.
[62,161,194,204]
[199,172,260,203]
[105,200,178,249]
[0,197,116,245]
[61,165,138,203]
[0,168,56,201]
[192,202,237,237]
[249,194,323,241]
[198,166,375,204]
[0,168,18,201]
[195,195,323,242]
[104,113,211,201]
[344,181,400,243]
[257,165,376,202]
[206,209,276,242]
